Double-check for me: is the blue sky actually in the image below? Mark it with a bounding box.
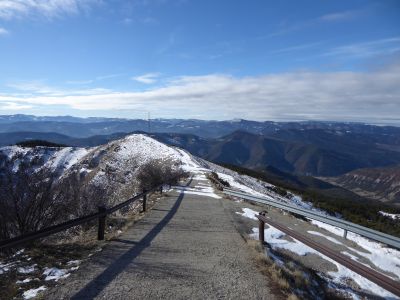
[0,0,399,123]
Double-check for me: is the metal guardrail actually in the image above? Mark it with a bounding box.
[256,213,400,297]
[223,187,400,250]
[0,181,172,251]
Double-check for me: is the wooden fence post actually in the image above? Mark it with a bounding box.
[98,206,106,240]
[142,189,147,212]
[259,218,265,243]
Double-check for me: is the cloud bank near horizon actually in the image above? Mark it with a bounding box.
[1,63,399,123]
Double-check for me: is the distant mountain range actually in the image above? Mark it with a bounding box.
[152,130,400,177]
[1,114,400,139]
[1,114,400,185]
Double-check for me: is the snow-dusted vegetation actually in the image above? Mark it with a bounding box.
[0,134,186,241]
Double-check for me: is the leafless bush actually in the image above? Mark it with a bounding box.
[0,159,74,240]
[137,158,188,191]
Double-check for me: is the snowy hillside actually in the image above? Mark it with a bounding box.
[0,146,88,177]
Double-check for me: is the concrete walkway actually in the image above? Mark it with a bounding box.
[46,177,275,299]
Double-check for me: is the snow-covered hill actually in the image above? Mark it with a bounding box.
[0,134,194,210]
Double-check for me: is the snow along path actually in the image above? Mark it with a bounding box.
[43,178,276,300]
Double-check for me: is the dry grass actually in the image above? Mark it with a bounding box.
[245,238,345,300]
[286,294,300,300]
[246,239,289,297]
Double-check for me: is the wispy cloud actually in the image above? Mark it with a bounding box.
[0,0,98,20]
[2,63,400,123]
[65,73,124,85]
[319,9,360,22]
[131,73,161,84]
[325,37,400,58]
[0,27,9,35]
[96,73,124,80]
[6,80,111,97]
[268,42,322,55]
[121,17,132,25]
[141,16,158,25]
[66,79,94,85]
[157,32,176,54]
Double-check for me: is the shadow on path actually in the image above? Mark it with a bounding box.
[71,178,192,300]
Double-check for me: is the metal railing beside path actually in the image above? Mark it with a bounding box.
[223,187,400,296]
[223,187,400,250]
[0,181,172,251]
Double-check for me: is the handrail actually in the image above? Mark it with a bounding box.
[0,179,177,251]
[223,187,400,250]
[256,213,400,297]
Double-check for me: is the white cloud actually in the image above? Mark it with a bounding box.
[0,27,9,35]
[0,0,98,20]
[131,73,160,84]
[0,102,33,110]
[1,63,400,123]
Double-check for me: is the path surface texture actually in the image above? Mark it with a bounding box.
[45,176,275,299]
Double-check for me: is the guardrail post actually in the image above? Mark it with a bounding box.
[97,206,106,241]
[142,189,147,212]
[343,229,348,239]
[259,217,265,243]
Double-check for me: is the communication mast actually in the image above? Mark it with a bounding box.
[148,112,151,133]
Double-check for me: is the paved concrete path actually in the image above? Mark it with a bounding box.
[46,177,275,299]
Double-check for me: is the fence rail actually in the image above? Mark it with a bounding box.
[256,213,400,297]
[0,182,171,251]
[222,187,400,296]
[223,187,400,250]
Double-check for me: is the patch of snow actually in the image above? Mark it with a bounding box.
[43,267,70,281]
[379,211,400,220]
[18,264,36,274]
[216,172,265,197]
[324,257,398,300]
[251,227,319,256]
[290,195,313,210]
[341,251,359,261]
[307,231,343,245]
[174,185,221,199]
[13,249,25,257]
[16,278,32,284]
[23,286,46,299]
[236,208,259,220]
[66,260,81,266]
[0,261,15,274]
[311,220,400,280]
